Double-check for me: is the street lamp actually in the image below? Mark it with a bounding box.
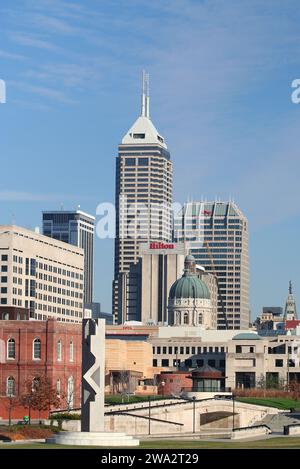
[232,393,235,431]
[161,380,165,397]
[192,396,196,434]
[148,395,151,435]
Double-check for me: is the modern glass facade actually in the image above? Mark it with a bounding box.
[174,201,249,330]
[43,210,95,305]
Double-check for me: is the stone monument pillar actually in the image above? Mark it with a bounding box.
[81,318,105,432]
[46,318,139,446]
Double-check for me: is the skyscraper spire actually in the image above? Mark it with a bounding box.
[141,70,150,118]
[284,280,297,320]
[122,71,166,148]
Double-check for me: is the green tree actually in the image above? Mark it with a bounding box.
[20,375,60,422]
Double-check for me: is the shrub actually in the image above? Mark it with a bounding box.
[50,412,80,420]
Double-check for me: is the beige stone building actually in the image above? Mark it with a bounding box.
[105,338,154,394]
[105,339,153,379]
[226,332,300,389]
[0,225,84,322]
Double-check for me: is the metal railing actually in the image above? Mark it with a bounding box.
[181,386,232,393]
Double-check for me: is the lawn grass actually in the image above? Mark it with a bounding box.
[105,394,173,405]
[1,437,300,449]
[236,397,300,410]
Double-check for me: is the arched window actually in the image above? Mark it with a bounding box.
[6,376,15,396]
[32,377,40,391]
[67,376,74,409]
[56,378,61,396]
[57,340,62,361]
[69,341,74,362]
[7,338,15,359]
[184,312,189,325]
[33,338,41,360]
[3,313,9,320]
[198,313,202,324]
[16,313,21,320]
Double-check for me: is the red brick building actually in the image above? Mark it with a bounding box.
[157,371,191,396]
[0,319,82,420]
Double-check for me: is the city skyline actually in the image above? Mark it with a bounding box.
[1,0,299,318]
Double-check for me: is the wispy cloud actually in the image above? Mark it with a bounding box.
[0,191,92,202]
[9,80,76,104]
[29,13,80,35]
[0,49,26,60]
[10,32,60,51]
[10,99,52,111]
[23,62,102,88]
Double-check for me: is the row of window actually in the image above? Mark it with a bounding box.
[6,338,75,361]
[6,376,74,406]
[12,256,83,279]
[153,345,226,355]
[153,358,226,368]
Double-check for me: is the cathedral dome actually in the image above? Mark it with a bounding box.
[169,255,210,300]
[169,275,210,300]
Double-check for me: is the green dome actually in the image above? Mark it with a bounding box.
[169,275,210,300]
[185,254,196,262]
[232,333,261,340]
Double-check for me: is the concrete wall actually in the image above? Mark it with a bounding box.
[105,414,183,435]
[231,425,271,439]
[104,399,280,435]
[46,400,281,436]
[284,425,300,435]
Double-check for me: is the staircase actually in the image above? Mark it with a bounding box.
[259,413,300,432]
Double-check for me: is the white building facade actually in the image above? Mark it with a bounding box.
[0,225,84,322]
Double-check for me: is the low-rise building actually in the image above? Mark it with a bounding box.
[0,318,82,420]
[0,225,85,323]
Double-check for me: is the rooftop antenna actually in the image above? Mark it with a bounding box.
[289,280,293,295]
[60,203,64,211]
[141,70,150,118]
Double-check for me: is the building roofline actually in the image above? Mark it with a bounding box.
[42,210,95,220]
[0,225,84,255]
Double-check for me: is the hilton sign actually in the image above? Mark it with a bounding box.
[149,242,175,249]
[141,242,185,255]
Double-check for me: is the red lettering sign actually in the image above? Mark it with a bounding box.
[149,242,175,250]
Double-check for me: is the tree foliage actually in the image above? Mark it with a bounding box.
[20,375,60,415]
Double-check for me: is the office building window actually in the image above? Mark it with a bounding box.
[275,359,283,367]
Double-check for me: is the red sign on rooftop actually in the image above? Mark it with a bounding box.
[149,242,175,249]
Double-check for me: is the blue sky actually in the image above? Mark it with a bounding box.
[0,0,299,318]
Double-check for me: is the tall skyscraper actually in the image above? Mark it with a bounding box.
[42,210,95,305]
[174,201,249,330]
[284,281,297,320]
[113,72,173,322]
